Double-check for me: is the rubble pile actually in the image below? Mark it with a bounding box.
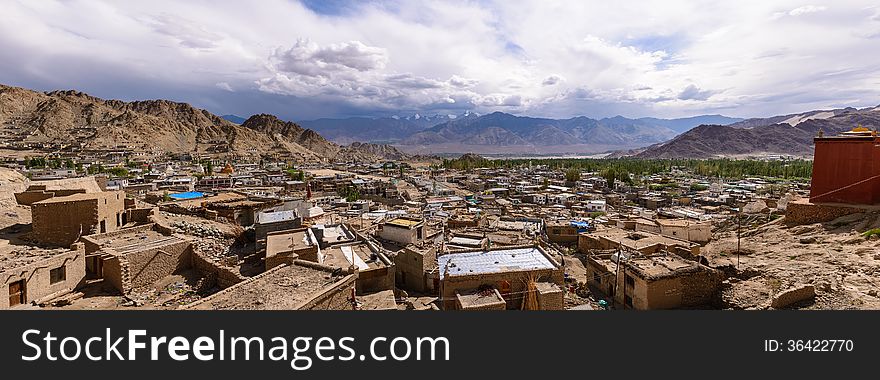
[192,238,233,260]
[171,220,225,238]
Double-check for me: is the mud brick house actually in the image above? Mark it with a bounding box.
[254,209,302,253]
[320,240,394,295]
[578,227,700,257]
[545,221,590,245]
[1,244,86,309]
[264,225,394,294]
[80,224,192,294]
[393,245,438,294]
[584,253,721,310]
[30,191,126,247]
[264,228,319,269]
[437,245,564,310]
[183,261,358,310]
[255,210,301,241]
[377,217,429,245]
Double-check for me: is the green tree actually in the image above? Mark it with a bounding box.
[564,168,581,183]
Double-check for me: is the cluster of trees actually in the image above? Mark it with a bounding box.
[286,168,305,181]
[86,163,128,177]
[440,157,812,180]
[24,157,76,170]
[338,186,361,202]
[25,155,138,177]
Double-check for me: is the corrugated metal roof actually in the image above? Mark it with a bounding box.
[437,248,555,279]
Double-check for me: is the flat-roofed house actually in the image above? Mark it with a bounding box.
[378,217,427,245]
[31,191,126,247]
[437,245,564,310]
[584,253,721,310]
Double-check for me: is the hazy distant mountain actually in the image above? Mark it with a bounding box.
[394,112,740,154]
[299,113,457,144]
[631,115,743,133]
[635,106,880,158]
[301,112,737,152]
[220,114,247,124]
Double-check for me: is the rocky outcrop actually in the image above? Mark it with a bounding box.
[771,284,816,309]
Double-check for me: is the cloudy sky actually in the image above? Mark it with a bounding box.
[1,0,879,121]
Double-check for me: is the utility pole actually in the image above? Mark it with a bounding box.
[613,243,622,309]
[737,204,741,268]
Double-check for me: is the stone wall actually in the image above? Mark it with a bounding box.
[102,256,126,296]
[101,238,193,294]
[122,240,192,290]
[190,249,247,289]
[785,201,866,226]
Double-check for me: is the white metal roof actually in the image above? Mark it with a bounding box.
[437,247,555,279]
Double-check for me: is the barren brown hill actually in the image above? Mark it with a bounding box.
[0,84,407,162]
[635,106,880,159]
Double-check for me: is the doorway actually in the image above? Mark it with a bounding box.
[8,280,25,307]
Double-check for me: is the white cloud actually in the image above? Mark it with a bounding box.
[678,84,716,101]
[542,75,562,86]
[215,82,234,92]
[789,5,828,16]
[0,0,878,119]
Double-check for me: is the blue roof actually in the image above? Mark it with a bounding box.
[169,191,204,200]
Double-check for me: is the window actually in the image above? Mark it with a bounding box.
[50,265,66,284]
[624,295,633,307]
[625,275,635,287]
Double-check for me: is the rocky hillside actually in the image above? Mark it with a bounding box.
[338,142,410,161]
[636,106,880,158]
[0,84,406,162]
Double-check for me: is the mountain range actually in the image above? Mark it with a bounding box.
[6,82,877,160]
[299,113,458,145]
[634,106,880,158]
[0,84,407,162]
[300,112,743,155]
